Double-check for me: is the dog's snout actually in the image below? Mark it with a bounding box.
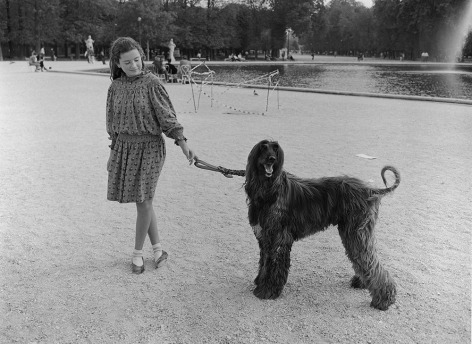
[268,156,276,162]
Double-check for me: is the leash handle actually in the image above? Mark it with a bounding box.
[194,158,245,178]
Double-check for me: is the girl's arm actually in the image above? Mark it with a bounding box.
[106,86,117,149]
[150,81,197,163]
[176,139,196,165]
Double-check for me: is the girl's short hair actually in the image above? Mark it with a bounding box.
[109,37,145,80]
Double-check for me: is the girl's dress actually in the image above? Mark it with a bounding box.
[106,71,186,203]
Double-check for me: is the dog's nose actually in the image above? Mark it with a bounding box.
[268,156,276,162]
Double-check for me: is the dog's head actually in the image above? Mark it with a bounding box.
[246,140,284,180]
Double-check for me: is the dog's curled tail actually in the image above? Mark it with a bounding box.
[374,166,400,196]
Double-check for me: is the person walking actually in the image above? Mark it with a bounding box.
[100,50,106,65]
[106,37,197,274]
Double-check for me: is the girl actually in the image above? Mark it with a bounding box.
[106,37,196,274]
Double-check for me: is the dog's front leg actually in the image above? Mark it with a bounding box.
[253,229,293,300]
[252,224,265,286]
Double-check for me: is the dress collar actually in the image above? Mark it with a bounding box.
[121,70,149,82]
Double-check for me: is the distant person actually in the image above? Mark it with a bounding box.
[100,50,106,65]
[28,51,40,72]
[50,48,56,61]
[152,56,168,81]
[179,55,191,67]
[106,37,196,274]
[166,58,178,81]
[38,54,49,71]
[421,52,429,62]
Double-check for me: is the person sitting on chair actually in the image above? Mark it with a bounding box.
[166,59,178,82]
[179,55,191,67]
[152,56,168,81]
[29,51,40,72]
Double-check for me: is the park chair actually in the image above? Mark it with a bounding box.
[180,65,192,84]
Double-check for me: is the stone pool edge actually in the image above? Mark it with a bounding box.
[49,69,472,106]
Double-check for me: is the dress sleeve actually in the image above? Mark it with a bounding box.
[149,81,186,143]
[106,85,117,149]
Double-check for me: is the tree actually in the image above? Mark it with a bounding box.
[1,0,470,61]
[60,0,116,58]
[0,0,62,58]
[395,0,470,60]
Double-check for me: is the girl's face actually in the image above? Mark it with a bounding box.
[117,49,143,77]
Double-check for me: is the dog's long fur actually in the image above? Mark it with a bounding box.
[244,140,400,310]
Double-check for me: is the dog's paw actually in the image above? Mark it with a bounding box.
[370,285,396,311]
[253,285,282,300]
[370,298,394,311]
[350,275,366,289]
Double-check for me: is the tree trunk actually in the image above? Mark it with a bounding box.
[6,0,12,59]
[18,1,24,57]
[34,0,41,53]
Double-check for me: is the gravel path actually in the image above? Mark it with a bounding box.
[0,61,470,344]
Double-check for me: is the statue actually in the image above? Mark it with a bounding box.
[85,35,94,52]
[168,39,176,64]
[84,35,95,63]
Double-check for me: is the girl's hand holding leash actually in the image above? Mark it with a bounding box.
[177,139,197,165]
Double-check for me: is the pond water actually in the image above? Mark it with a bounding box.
[95,63,472,100]
[202,64,472,100]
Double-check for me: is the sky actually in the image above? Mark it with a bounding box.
[356,0,373,7]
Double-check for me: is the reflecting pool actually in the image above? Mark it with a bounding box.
[204,64,472,100]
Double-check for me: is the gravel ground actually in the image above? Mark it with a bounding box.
[0,61,470,344]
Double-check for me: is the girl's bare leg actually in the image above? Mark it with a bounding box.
[147,208,160,246]
[135,200,154,250]
[134,200,164,268]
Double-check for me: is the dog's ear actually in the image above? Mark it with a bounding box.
[246,140,268,181]
[247,141,262,177]
[273,141,284,174]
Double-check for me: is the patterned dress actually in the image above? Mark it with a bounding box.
[106,71,186,203]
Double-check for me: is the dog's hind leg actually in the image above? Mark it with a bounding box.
[338,219,396,311]
[253,230,293,300]
[350,275,366,289]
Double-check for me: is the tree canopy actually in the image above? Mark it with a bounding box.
[0,0,470,61]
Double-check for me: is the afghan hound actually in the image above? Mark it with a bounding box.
[244,140,400,310]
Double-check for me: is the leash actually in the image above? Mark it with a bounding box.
[194,158,245,178]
